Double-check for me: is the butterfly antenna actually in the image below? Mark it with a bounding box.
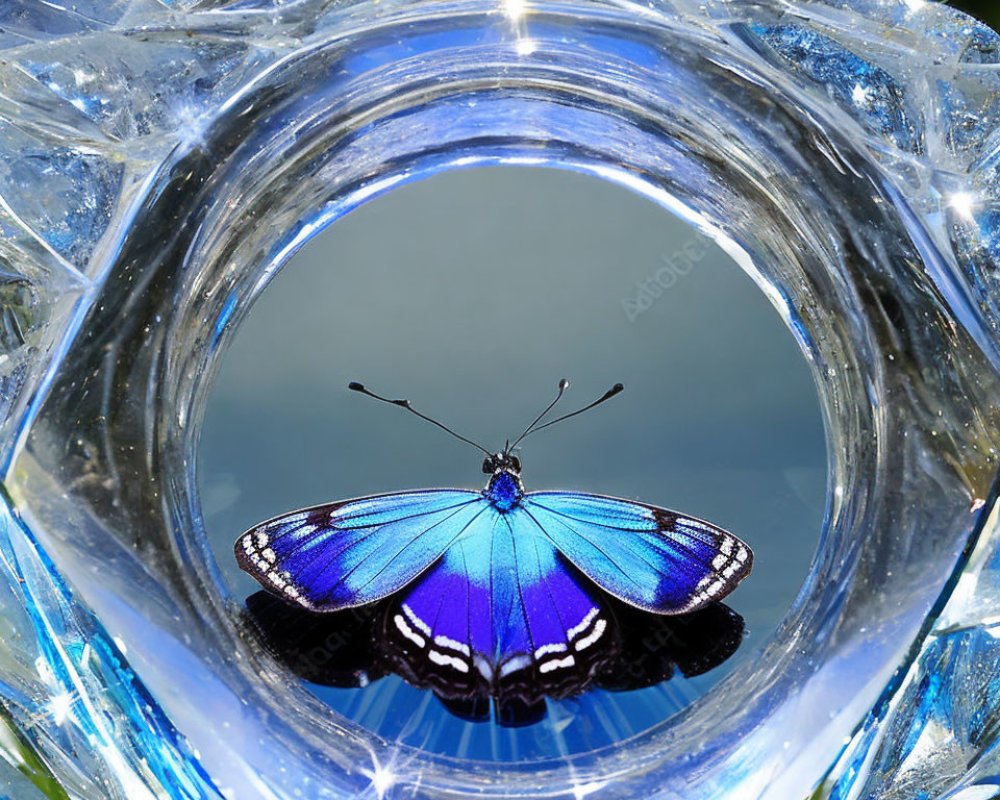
[508,378,570,451]
[348,382,492,456]
[521,382,624,438]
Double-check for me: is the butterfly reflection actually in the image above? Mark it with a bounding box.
[243,590,744,725]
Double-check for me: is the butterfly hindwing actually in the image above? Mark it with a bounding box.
[235,489,487,611]
[522,491,752,614]
[382,506,618,702]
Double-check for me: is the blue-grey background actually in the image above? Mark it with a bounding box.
[198,166,827,757]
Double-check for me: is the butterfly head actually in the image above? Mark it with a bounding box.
[482,451,521,475]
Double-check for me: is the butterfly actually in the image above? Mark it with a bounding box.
[236,379,753,704]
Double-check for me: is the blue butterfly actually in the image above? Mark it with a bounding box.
[236,379,753,701]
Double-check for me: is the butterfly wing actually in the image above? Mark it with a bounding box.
[522,491,752,614]
[381,505,618,703]
[235,489,487,612]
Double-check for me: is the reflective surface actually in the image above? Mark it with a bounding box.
[200,166,824,759]
[0,1,998,798]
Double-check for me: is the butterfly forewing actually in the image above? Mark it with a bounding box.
[234,489,484,611]
[522,491,753,614]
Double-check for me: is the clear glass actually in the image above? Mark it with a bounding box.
[0,0,998,798]
[196,165,827,760]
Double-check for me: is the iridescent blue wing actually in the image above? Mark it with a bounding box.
[382,506,618,702]
[522,492,753,614]
[235,489,487,611]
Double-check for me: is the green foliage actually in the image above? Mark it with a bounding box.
[0,706,71,800]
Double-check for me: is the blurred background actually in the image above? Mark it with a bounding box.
[951,0,999,28]
[198,165,828,753]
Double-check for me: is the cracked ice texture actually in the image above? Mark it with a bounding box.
[0,1,998,799]
[1,0,996,460]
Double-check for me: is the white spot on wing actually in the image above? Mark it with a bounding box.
[435,635,470,656]
[401,603,432,637]
[499,654,531,677]
[267,571,287,589]
[429,650,470,672]
[574,618,607,651]
[539,654,576,673]
[474,655,494,680]
[567,607,599,639]
[534,642,567,658]
[393,614,426,647]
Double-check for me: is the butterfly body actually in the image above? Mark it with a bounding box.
[484,468,524,512]
[236,381,753,703]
